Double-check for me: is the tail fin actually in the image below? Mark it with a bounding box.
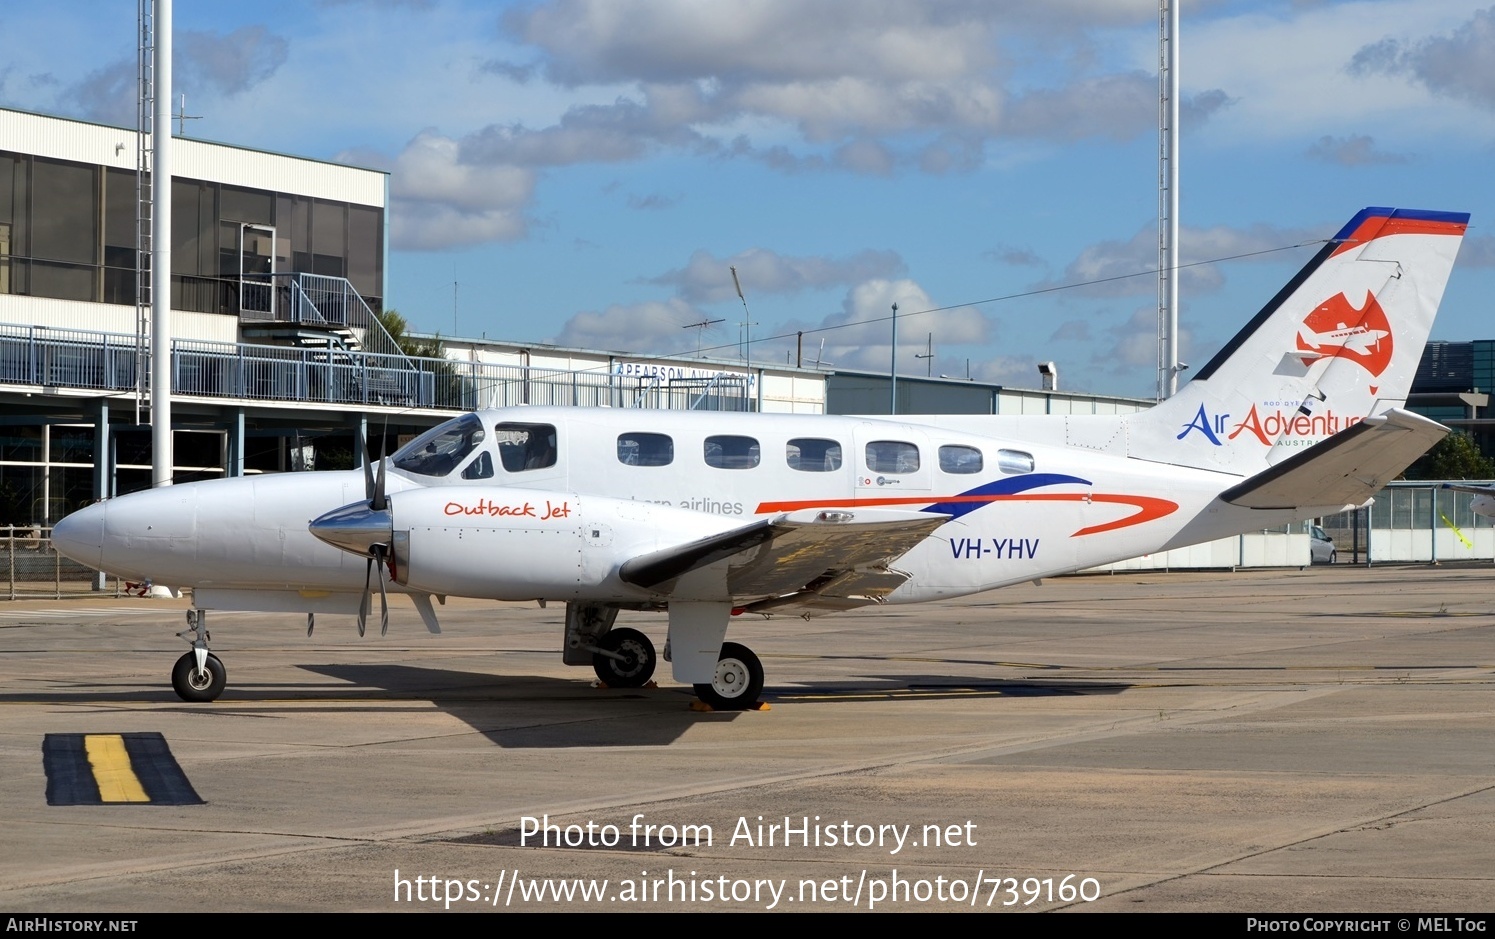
[1132,207,1468,475]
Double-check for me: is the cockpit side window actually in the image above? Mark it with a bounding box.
[461,451,494,480]
[392,413,485,478]
[494,423,557,473]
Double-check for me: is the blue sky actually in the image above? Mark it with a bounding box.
[3,0,1491,397]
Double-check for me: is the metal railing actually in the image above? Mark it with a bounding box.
[0,324,753,412]
[0,324,140,391]
[258,273,409,362]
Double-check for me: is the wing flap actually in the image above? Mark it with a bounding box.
[1221,408,1448,509]
[620,508,946,603]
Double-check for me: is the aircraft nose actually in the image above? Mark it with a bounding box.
[51,502,106,568]
[309,501,392,558]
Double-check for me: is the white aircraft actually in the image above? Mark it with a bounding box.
[51,207,1469,710]
[1442,483,1495,518]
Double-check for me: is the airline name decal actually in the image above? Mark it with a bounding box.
[1177,403,1364,447]
[445,498,573,520]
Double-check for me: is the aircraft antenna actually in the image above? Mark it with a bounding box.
[890,303,898,414]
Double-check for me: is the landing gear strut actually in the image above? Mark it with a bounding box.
[172,609,226,702]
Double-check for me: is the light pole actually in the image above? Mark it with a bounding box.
[889,302,898,415]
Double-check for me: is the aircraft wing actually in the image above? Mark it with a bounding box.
[1440,482,1495,494]
[1220,408,1448,510]
[619,507,947,613]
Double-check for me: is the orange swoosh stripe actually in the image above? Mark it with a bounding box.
[756,493,1178,537]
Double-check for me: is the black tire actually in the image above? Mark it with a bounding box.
[172,651,226,702]
[1329,550,1337,564]
[592,627,656,688]
[693,642,764,711]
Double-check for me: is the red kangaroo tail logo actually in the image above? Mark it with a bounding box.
[1295,290,1393,378]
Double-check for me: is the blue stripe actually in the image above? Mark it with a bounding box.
[923,473,1091,520]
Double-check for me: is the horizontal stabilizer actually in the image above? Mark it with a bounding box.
[620,507,946,603]
[1221,409,1448,509]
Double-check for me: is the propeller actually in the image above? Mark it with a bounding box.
[352,424,392,637]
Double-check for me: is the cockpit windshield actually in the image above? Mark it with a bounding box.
[392,413,486,477]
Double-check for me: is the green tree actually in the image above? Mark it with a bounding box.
[1404,431,1495,480]
[374,309,467,408]
[375,308,444,359]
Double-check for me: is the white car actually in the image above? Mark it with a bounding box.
[1310,525,1337,564]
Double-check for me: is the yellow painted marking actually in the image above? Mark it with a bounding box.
[84,734,149,803]
[1440,512,1473,549]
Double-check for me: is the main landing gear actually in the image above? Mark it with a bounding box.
[590,627,657,688]
[693,642,764,711]
[172,609,226,702]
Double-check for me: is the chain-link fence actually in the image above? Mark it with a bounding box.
[1,526,122,599]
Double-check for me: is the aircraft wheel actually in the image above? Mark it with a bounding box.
[592,627,656,688]
[693,642,764,711]
[172,651,226,703]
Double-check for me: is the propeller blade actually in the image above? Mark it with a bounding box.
[306,612,315,637]
[373,544,390,636]
[360,425,375,504]
[372,455,387,511]
[357,557,372,637]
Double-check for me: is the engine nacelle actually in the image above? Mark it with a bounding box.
[386,486,742,601]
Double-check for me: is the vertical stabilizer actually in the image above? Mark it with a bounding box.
[1130,208,1468,475]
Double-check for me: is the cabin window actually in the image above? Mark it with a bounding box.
[392,413,484,477]
[787,437,843,472]
[939,445,983,474]
[618,432,674,467]
[865,440,920,474]
[704,435,760,469]
[998,449,1035,474]
[461,451,494,480]
[494,423,557,472]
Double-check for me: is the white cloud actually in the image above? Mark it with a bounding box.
[772,278,993,373]
[1304,134,1408,165]
[550,297,705,353]
[648,248,906,303]
[1350,7,1495,110]
[1186,0,1492,144]
[352,131,537,251]
[1038,220,1326,298]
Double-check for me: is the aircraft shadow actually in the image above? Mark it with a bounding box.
[0,663,1131,749]
[772,672,1132,702]
[299,663,730,747]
